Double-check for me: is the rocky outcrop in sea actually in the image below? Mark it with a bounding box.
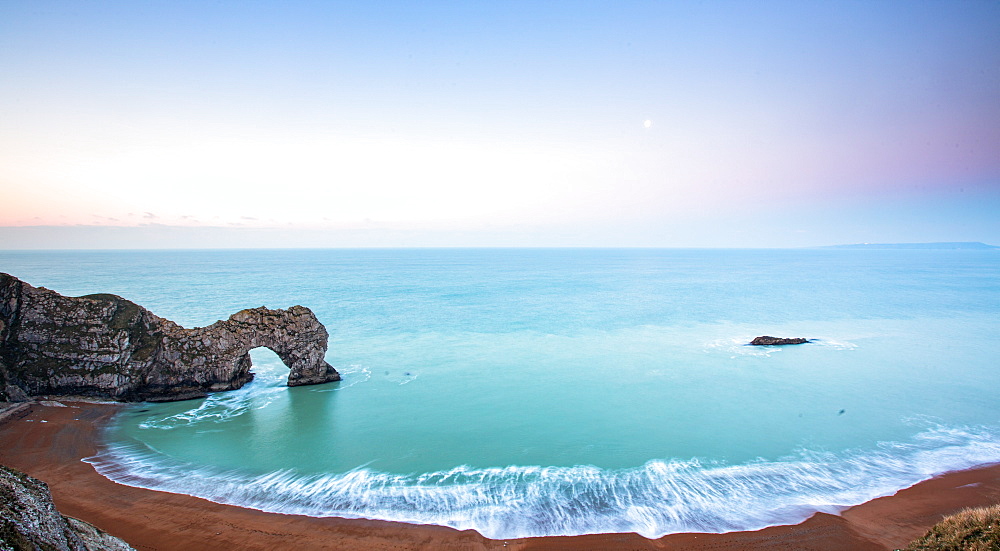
[0,273,340,402]
[749,336,810,346]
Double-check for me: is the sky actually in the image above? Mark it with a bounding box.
[1,1,998,248]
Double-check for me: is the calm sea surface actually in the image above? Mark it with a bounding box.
[2,248,999,537]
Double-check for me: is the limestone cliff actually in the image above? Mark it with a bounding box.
[0,464,134,551]
[0,273,340,402]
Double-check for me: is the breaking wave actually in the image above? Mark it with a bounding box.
[86,424,1000,539]
[139,362,369,429]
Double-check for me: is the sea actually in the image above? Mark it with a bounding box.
[2,247,999,539]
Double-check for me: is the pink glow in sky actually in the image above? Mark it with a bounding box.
[1,1,997,248]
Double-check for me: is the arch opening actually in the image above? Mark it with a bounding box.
[247,347,291,387]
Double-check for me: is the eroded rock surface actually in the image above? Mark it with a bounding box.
[0,464,134,551]
[750,336,810,346]
[0,273,339,402]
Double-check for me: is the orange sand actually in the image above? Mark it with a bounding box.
[2,402,999,550]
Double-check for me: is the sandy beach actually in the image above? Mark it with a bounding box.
[2,401,1000,551]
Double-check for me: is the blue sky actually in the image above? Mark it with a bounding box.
[1,1,998,248]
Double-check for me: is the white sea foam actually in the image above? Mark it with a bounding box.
[810,338,858,350]
[86,424,1000,539]
[138,365,285,429]
[312,365,372,392]
[138,376,286,430]
[704,335,859,358]
[139,392,257,429]
[139,362,377,429]
[705,337,780,358]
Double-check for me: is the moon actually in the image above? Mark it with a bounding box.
[643,119,652,129]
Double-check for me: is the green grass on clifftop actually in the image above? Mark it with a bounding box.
[903,504,1000,551]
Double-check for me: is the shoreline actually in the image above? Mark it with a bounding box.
[3,402,1000,550]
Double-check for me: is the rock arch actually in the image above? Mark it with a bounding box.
[0,273,340,402]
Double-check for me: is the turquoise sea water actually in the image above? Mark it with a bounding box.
[2,248,999,538]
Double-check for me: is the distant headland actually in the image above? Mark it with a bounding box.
[821,242,998,250]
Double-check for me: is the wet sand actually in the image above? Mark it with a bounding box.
[2,401,1000,551]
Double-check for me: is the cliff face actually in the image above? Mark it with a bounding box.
[0,273,340,402]
[0,464,134,551]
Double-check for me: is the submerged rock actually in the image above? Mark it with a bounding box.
[0,273,340,402]
[0,464,134,551]
[749,336,810,346]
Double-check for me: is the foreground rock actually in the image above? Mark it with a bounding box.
[0,464,134,551]
[0,273,340,402]
[750,336,810,346]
